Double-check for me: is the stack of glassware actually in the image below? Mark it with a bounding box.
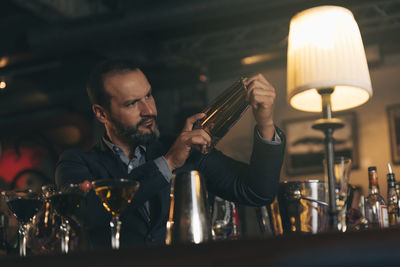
[0,178,140,256]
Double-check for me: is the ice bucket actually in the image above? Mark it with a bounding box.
[261,180,329,235]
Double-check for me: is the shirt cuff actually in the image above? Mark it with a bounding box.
[256,126,282,145]
[154,156,173,183]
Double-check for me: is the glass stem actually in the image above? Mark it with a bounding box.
[110,216,121,250]
[60,218,71,254]
[18,224,28,257]
[337,208,347,232]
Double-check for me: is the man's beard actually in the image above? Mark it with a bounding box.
[110,115,160,146]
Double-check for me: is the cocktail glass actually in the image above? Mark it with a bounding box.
[48,183,87,254]
[92,179,139,250]
[2,190,43,256]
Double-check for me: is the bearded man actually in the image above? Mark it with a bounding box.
[55,59,285,249]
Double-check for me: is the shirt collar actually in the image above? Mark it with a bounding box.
[102,135,146,155]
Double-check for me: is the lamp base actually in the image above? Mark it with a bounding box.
[312,118,342,231]
[311,90,344,231]
[312,118,344,131]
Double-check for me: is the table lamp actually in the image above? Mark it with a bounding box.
[286,6,373,229]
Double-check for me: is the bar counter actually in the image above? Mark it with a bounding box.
[1,228,400,267]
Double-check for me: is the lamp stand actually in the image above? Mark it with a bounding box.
[312,88,344,230]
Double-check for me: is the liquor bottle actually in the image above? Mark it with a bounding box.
[387,163,400,226]
[365,166,389,229]
[230,202,241,240]
[396,183,400,217]
[0,211,8,255]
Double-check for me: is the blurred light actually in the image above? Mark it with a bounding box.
[0,57,9,68]
[0,147,43,185]
[199,74,208,82]
[0,80,6,89]
[47,125,82,146]
[241,52,280,65]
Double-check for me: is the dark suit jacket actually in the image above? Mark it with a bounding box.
[55,127,285,248]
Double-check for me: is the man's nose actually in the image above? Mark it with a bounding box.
[139,101,154,116]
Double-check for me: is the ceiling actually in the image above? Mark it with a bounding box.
[1,0,400,118]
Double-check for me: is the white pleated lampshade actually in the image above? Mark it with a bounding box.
[287,6,373,112]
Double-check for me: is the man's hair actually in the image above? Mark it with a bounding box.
[86,59,140,111]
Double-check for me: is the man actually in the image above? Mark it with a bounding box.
[55,59,285,248]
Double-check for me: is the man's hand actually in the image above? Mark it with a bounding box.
[245,74,276,141]
[165,113,211,171]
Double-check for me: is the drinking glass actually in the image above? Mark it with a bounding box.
[211,196,241,240]
[92,179,139,250]
[47,183,87,254]
[2,190,43,256]
[324,156,352,232]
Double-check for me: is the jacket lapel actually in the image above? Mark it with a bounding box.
[95,142,127,179]
[145,140,171,230]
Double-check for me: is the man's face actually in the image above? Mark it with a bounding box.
[103,69,159,145]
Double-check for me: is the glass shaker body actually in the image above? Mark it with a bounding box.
[194,77,249,152]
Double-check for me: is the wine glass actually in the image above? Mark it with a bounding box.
[1,190,43,257]
[92,179,139,250]
[47,183,87,254]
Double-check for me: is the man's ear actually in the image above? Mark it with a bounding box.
[92,104,108,124]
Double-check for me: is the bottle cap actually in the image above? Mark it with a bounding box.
[368,166,379,185]
[387,162,396,184]
[388,173,396,185]
[368,166,377,172]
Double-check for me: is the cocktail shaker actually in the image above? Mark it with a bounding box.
[166,171,212,244]
[194,77,249,152]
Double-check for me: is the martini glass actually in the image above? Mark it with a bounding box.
[92,179,139,250]
[2,190,43,257]
[48,183,87,254]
